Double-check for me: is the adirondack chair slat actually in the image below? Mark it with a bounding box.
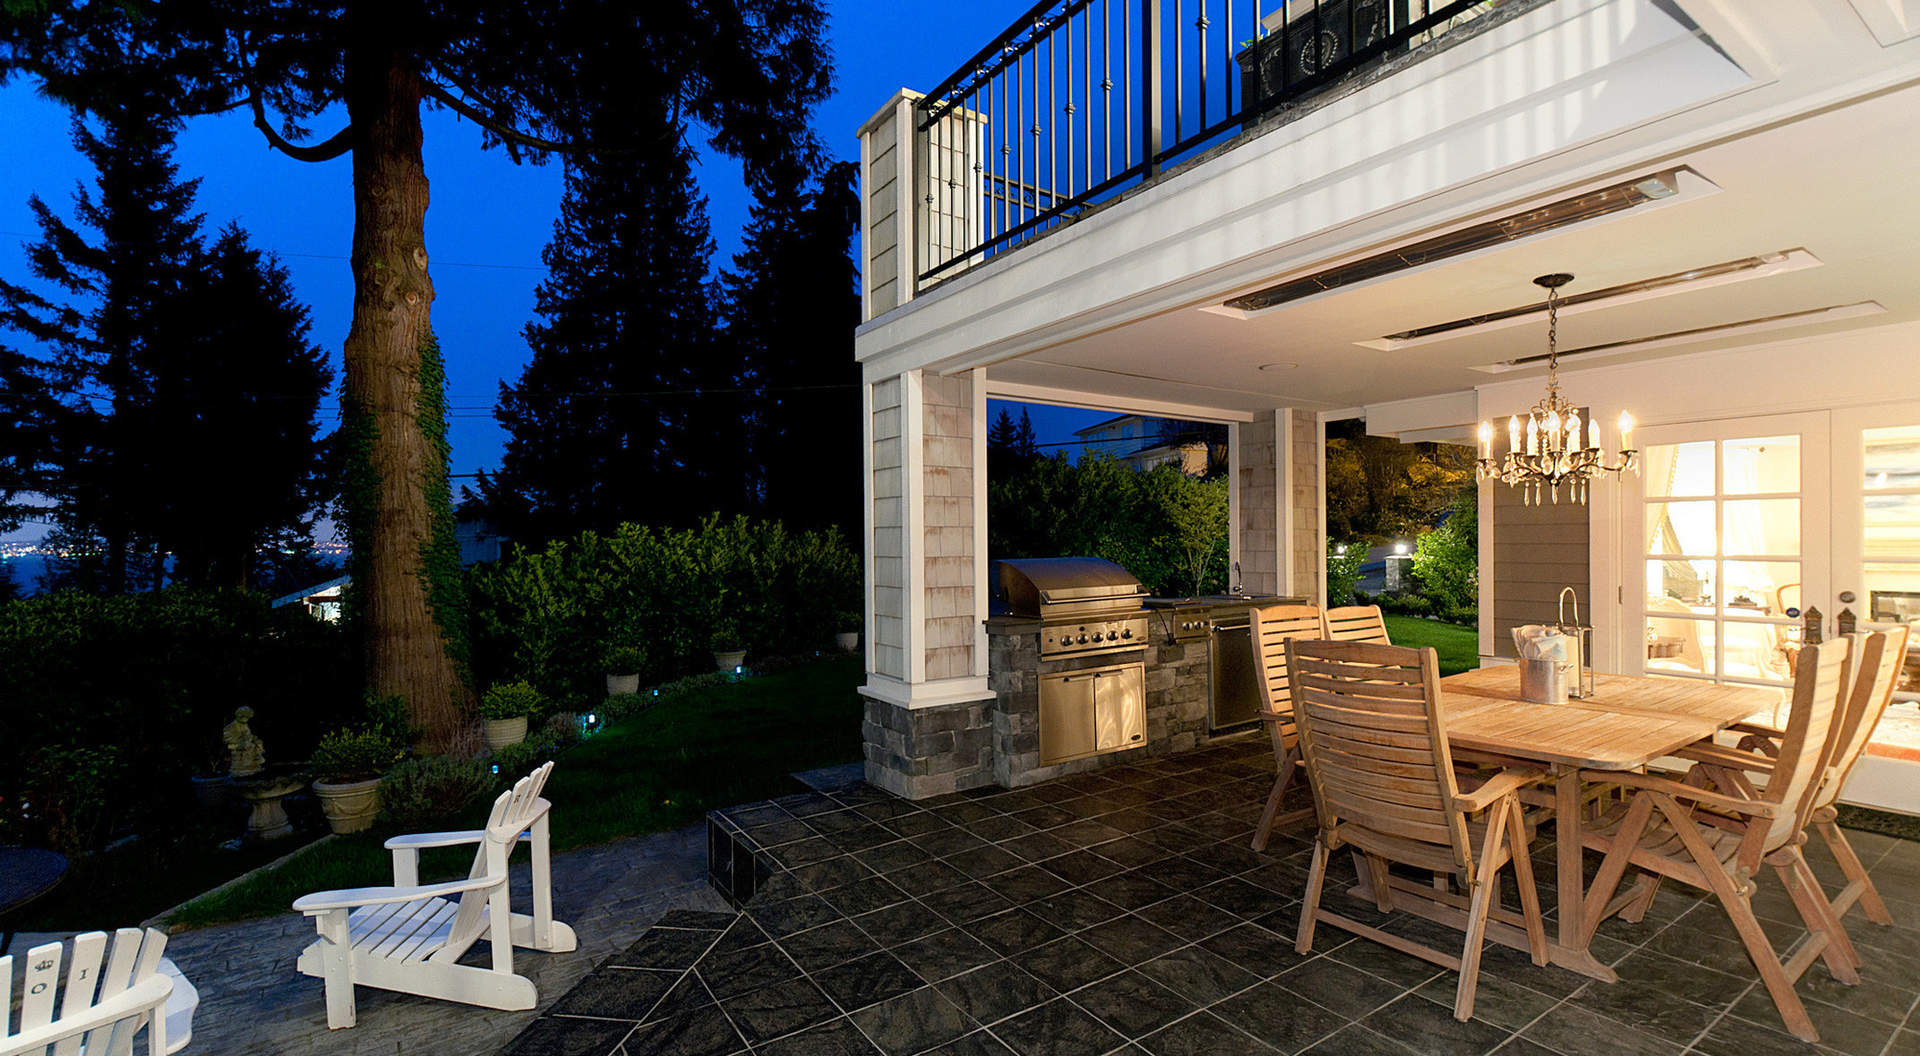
[294,761,578,1030]
[2,928,178,1056]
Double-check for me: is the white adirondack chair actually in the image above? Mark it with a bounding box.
[293,762,577,1029]
[1,927,179,1056]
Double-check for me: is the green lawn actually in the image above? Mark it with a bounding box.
[169,655,866,928]
[1382,615,1479,675]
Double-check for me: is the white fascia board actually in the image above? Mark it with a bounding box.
[852,0,1754,377]
[1362,391,1480,440]
[981,380,1260,423]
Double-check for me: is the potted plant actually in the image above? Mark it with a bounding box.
[833,610,861,654]
[189,731,232,811]
[311,727,404,834]
[481,682,542,750]
[710,618,746,673]
[603,643,645,696]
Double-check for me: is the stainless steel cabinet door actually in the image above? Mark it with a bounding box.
[1040,671,1098,765]
[1095,665,1146,751]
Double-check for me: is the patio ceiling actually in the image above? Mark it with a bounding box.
[984,75,1920,418]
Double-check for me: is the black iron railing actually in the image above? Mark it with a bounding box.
[913,0,1500,286]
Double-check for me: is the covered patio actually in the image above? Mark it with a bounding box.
[504,740,1920,1056]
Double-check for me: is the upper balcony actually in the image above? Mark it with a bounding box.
[864,0,1537,312]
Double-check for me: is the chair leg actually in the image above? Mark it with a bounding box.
[1296,839,1329,955]
[1660,797,1820,1043]
[1819,819,1893,927]
[1775,847,1860,983]
[1366,853,1395,912]
[1619,873,1663,924]
[1506,798,1548,966]
[1456,807,1510,1021]
[1251,752,1297,853]
[316,909,357,1030]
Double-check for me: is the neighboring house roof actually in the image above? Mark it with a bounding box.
[270,574,350,609]
[1072,412,1144,437]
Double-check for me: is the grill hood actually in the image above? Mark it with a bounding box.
[994,557,1145,615]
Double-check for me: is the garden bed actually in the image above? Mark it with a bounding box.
[166,654,865,928]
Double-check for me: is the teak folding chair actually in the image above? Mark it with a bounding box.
[1247,603,1327,852]
[1323,605,1391,645]
[1680,626,1910,958]
[1288,639,1547,1022]
[1579,637,1858,1043]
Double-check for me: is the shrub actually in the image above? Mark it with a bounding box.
[602,643,645,673]
[601,692,649,720]
[1411,492,1478,615]
[378,755,493,827]
[480,681,543,720]
[467,515,858,706]
[487,741,551,783]
[0,588,358,851]
[311,727,405,784]
[1326,541,1366,606]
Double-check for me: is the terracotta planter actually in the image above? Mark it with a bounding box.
[606,673,640,696]
[313,776,382,835]
[713,649,747,672]
[834,632,860,653]
[484,715,529,750]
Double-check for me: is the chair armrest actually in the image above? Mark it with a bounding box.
[1729,721,1783,738]
[1576,769,1780,817]
[1452,768,1546,812]
[1,975,173,1051]
[386,829,533,851]
[293,874,505,914]
[1674,743,1777,774]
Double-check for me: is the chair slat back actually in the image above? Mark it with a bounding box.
[1285,639,1473,877]
[441,762,554,957]
[1250,603,1325,728]
[1817,627,1909,811]
[1323,606,1391,645]
[3,928,167,1056]
[1761,637,1852,851]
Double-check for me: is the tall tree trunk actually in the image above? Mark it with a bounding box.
[343,49,466,747]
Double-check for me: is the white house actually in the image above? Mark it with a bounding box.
[853,0,1920,809]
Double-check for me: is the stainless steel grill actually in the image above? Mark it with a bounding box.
[994,557,1150,660]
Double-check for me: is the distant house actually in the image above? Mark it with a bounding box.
[1073,414,1212,475]
[271,574,348,622]
[457,515,504,566]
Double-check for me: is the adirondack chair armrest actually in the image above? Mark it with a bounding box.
[1,974,173,1051]
[293,874,506,914]
[384,829,533,850]
[1674,742,1777,774]
[1452,768,1547,812]
[1576,769,1781,817]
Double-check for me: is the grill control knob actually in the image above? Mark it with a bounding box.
[1077,634,1088,644]
[1121,628,1132,639]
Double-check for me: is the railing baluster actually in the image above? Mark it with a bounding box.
[911,0,1489,284]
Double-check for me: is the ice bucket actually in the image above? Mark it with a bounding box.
[1519,656,1573,705]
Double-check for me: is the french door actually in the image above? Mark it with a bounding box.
[1620,404,1920,812]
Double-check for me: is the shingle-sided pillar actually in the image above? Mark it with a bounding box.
[859,367,995,798]
[1233,408,1323,602]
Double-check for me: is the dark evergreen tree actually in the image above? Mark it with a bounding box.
[0,343,57,533]
[0,101,202,593]
[3,0,832,747]
[721,160,861,531]
[1014,409,1040,461]
[482,86,732,543]
[145,226,334,588]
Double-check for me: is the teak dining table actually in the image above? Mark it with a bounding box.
[1376,666,1779,983]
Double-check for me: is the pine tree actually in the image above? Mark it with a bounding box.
[0,103,203,592]
[1015,409,1040,461]
[720,160,861,531]
[484,98,730,543]
[144,226,333,588]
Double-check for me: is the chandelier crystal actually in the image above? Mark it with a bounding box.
[1475,274,1639,505]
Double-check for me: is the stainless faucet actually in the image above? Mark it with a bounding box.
[1230,561,1242,596]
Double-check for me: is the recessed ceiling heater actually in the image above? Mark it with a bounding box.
[1215,170,1697,315]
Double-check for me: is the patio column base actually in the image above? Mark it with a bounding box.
[859,677,996,799]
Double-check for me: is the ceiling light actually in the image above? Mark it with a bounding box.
[1476,274,1638,506]
[1212,169,1707,315]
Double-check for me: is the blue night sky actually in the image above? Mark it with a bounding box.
[0,0,1111,541]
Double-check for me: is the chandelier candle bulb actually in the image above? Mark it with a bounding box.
[1617,411,1635,451]
[1566,409,1580,450]
[1509,416,1521,455]
[1478,420,1493,459]
[1526,416,1537,455]
[1589,418,1600,455]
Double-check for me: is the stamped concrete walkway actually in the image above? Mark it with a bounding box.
[13,821,733,1056]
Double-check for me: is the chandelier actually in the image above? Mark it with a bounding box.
[1475,273,1638,505]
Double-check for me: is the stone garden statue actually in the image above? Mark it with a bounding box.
[223,706,266,777]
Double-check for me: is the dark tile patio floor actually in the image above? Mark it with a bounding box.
[504,738,1920,1056]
